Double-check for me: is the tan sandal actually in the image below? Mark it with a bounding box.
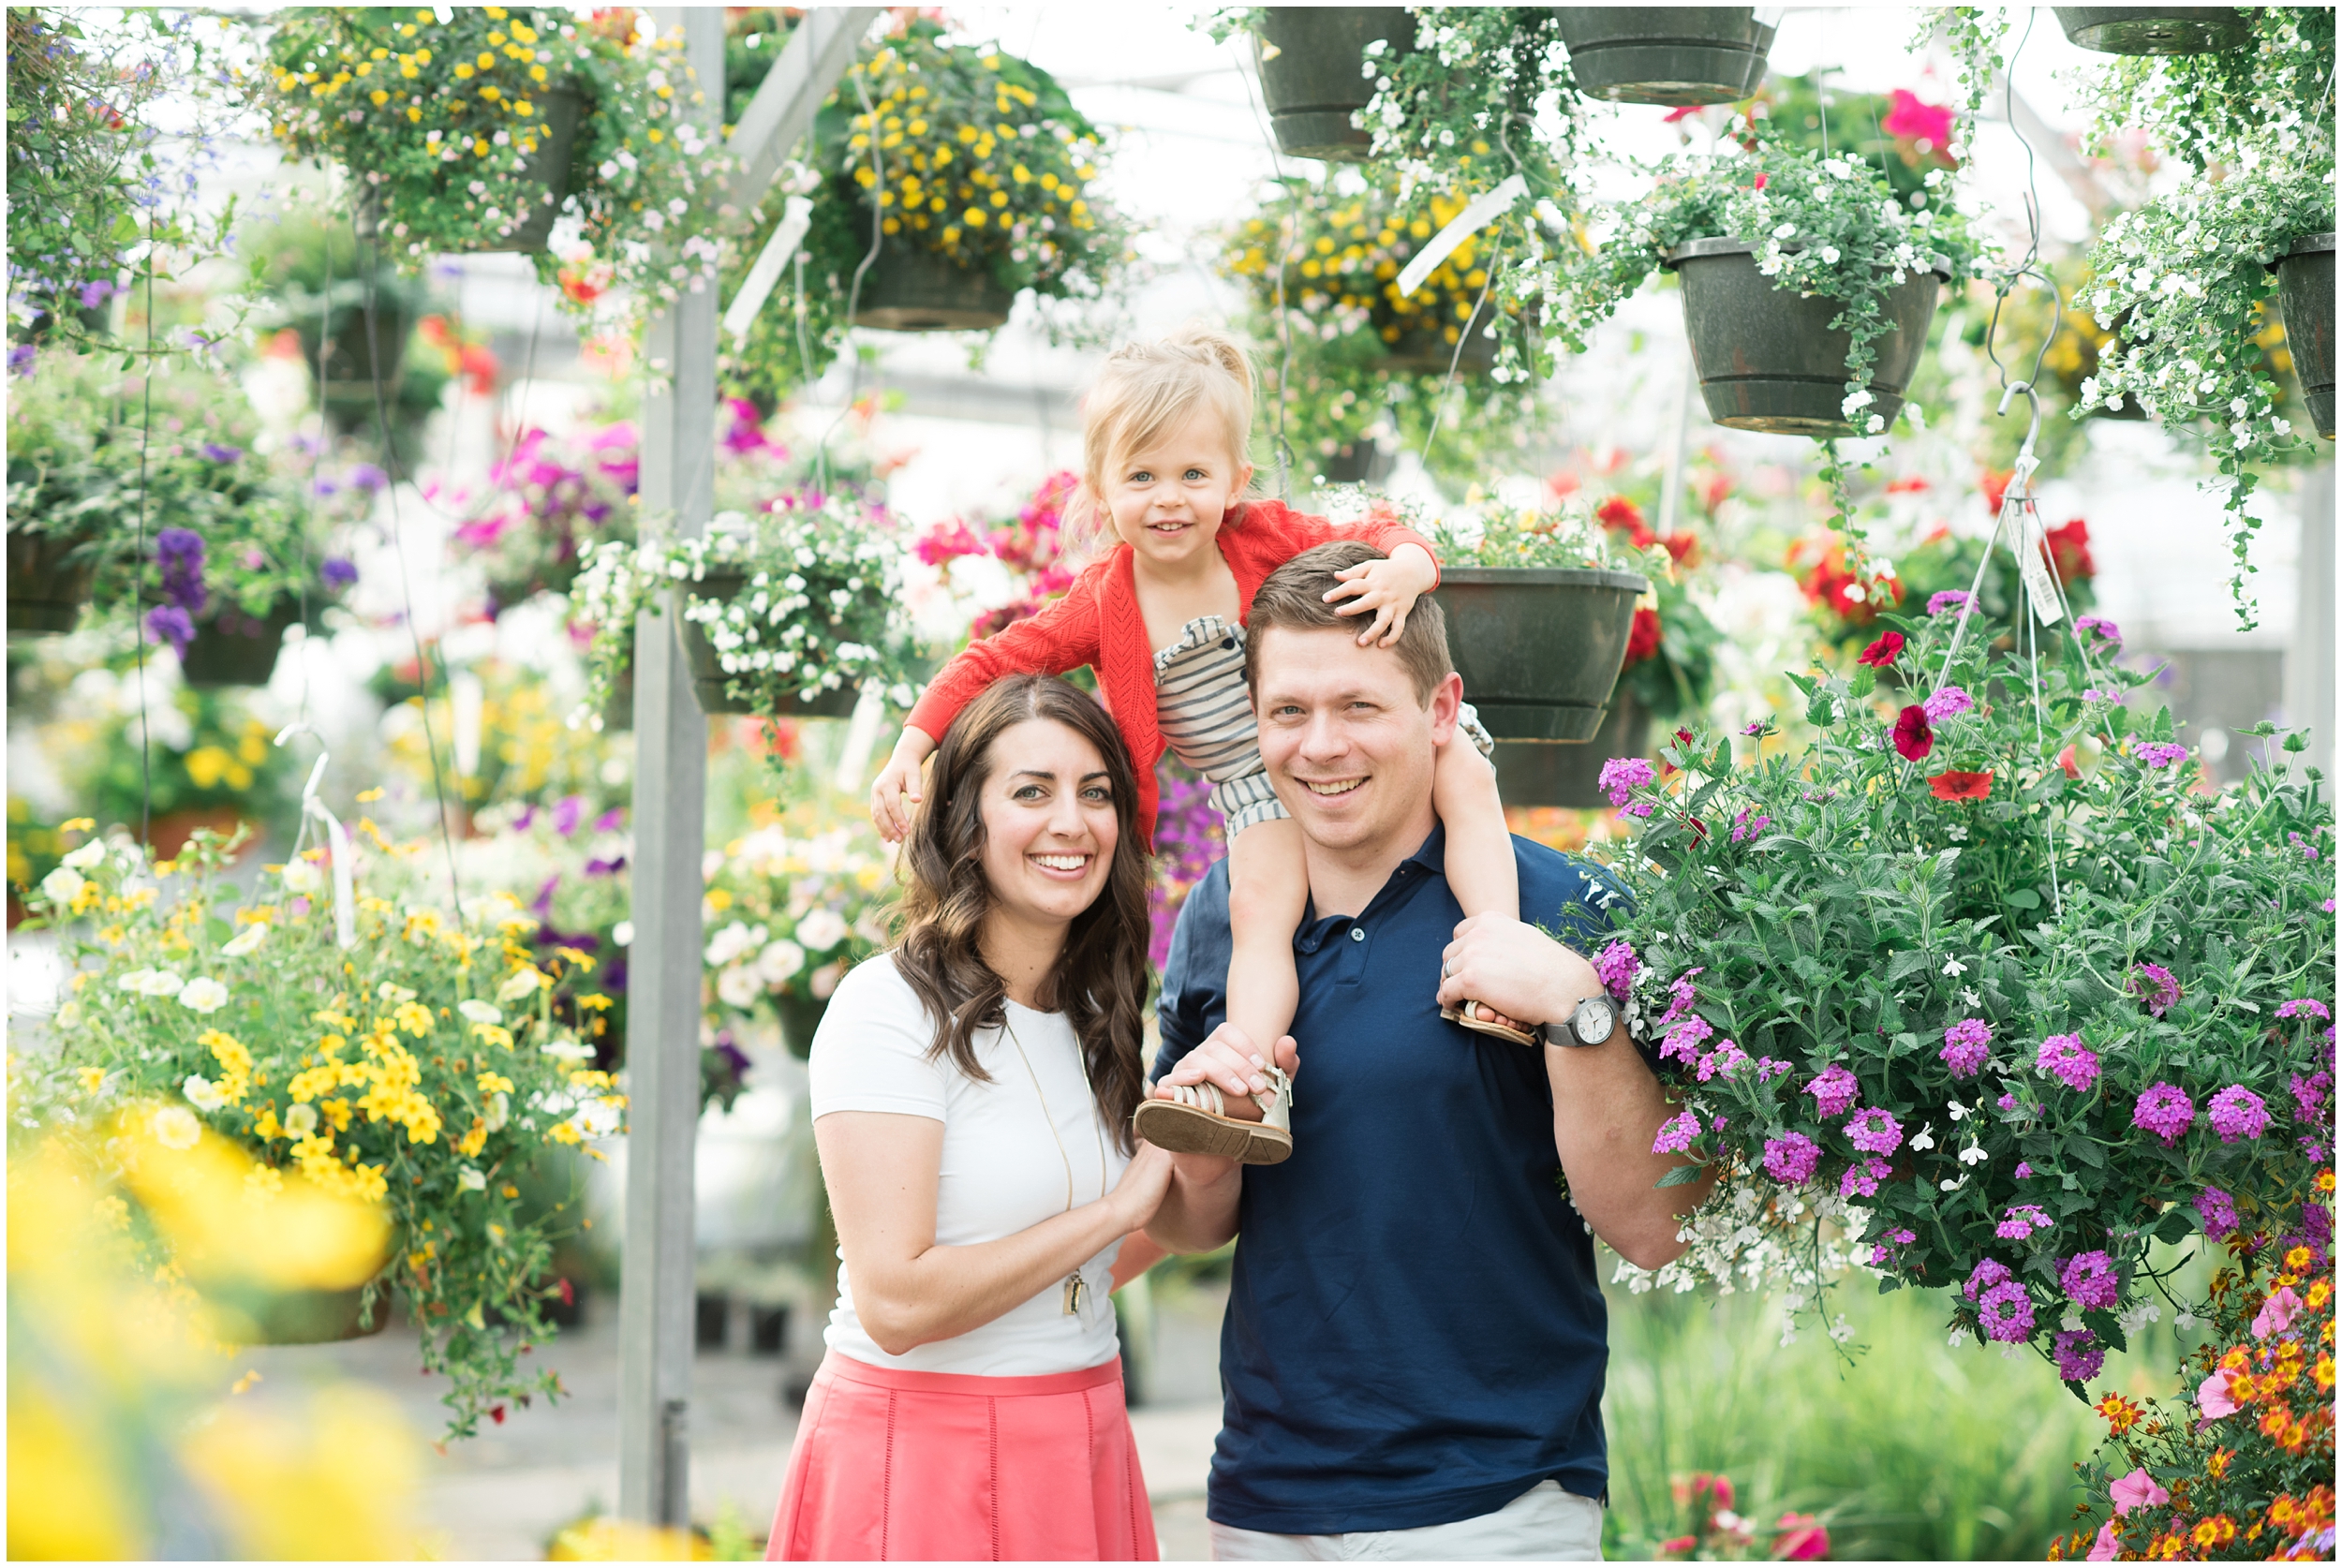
[1442,1002,1543,1048]
[1131,1065,1294,1165]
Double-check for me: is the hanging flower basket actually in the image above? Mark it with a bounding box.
[471,84,584,254]
[1664,238,1949,436]
[2273,231,2335,440]
[1311,440,1395,486]
[678,569,866,717]
[778,993,829,1062]
[1553,7,1779,107]
[214,1280,392,1346]
[2053,7,2255,55]
[180,604,301,689]
[1491,691,1652,808]
[6,528,97,634]
[1255,7,1416,162]
[1438,568,1649,739]
[1383,291,1504,374]
[849,242,1015,333]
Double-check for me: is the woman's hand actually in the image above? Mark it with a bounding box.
[1323,541,1439,646]
[869,729,937,842]
[1105,1141,1177,1233]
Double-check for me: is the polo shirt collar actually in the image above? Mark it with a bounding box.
[1294,822,1447,953]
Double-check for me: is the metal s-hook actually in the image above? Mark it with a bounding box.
[1996,378,2045,475]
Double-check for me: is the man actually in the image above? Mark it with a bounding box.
[1146,540,1713,1562]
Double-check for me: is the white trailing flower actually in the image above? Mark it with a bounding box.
[177,978,230,1013]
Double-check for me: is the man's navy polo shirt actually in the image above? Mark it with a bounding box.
[1153,822,1630,1536]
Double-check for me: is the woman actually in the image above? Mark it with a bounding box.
[770,673,1175,1561]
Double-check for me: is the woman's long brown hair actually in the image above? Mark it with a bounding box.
[890,674,1152,1150]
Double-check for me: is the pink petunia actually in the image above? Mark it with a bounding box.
[2197,1368,2240,1419]
[2084,1521,2121,1561]
[2108,1469,2170,1517]
[2252,1283,2304,1339]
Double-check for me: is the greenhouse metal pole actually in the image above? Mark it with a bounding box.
[618,7,878,1530]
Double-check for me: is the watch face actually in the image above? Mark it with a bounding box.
[1574,996,1616,1044]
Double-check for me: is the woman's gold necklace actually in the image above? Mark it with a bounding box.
[1002,1013,1110,1317]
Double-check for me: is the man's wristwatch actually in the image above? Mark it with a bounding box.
[1551,992,1617,1048]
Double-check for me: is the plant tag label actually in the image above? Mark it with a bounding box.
[2015,509,2066,627]
[1396,174,1527,301]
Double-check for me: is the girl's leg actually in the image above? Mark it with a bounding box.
[1211,813,1309,1121]
[1433,730,1523,1031]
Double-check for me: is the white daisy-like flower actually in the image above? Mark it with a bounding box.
[221,923,268,957]
[61,838,106,870]
[39,866,84,904]
[458,999,504,1026]
[177,978,230,1013]
[151,1105,201,1150]
[184,1075,229,1112]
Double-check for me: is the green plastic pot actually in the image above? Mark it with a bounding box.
[678,569,866,719]
[1490,691,1653,809]
[2053,7,2254,54]
[181,604,301,688]
[850,241,1015,333]
[1664,238,1949,436]
[1435,568,1648,740]
[2273,232,2335,440]
[1553,7,1777,106]
[212,1281,391,1346]
[6,529,97,635]
[1256,7,1416,162]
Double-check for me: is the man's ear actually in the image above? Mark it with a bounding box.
[1426,671,1463,745]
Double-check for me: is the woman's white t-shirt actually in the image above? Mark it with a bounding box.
[808,955,1129,1377]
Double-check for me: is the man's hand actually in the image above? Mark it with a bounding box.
[1158,1019,1298,1104]
[1434,912,1603,1033]
[1144,1022,1294,1253]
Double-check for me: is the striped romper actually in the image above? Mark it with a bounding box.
[1152,614,1493,836]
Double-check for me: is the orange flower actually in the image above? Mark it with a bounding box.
[2096,1392,2145,1435]
[1928,770,1994,801]
[2189,1515,2236,1551]
[2315,1168,2335,1195]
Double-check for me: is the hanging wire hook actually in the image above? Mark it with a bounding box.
[272,720,359,949]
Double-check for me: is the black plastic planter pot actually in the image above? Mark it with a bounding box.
[1435,568,1648,741]
[679,570,867,719]
[1491,692,1653,810]
[2053,7,2254,54]
[1384,299,1502,375]
[1312,441,1395,486]
[2274,232,2335,440]
[6,530,97,635]
[1553,8,1777,106]
[297,302,413,414]
[181,604,300,688]
[1256,7,1416,162]
[850,242,1015,333]
[1664,238,1949,436]
[778,992,830,1061]
[462,85,585,252]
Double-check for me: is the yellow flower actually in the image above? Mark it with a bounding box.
[471,1023,513,1050]
[75,1066,106,1094]
[546,1122,583,1146]
[369,90,389,108]
[476,1071,515,1096]
[393,1002,434,1038]
[453,61,473,79]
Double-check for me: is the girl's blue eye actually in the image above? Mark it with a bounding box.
[1185,468,1206,481]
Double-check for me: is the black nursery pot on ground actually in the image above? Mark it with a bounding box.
[1664,238,1949,436]
[677,570,865,720]
[1491,691,1653,810]
[2053,7,2255,54]
[1435,568,1647,741]
[1552,7,1778,107]
[181,604,302,688]
[6,529,98,635]
[2274,232,2335,440]
[1255,7,1416,162]
[848,241,1015,333]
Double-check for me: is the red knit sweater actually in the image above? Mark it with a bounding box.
[903,498,1442,841]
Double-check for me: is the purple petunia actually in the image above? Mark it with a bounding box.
[1660,1013,1713,1065]
[320,556,359,590]
[2035,1034,2099,1092]
[155,527,206,616]
[1927,589,1972,616]
[2205,1085,2268,1144]
[348,462,389,492]
[198,440,243,465]
[2134,742,2190,769]
[1594,939,1641,1000]
[2053,1328,2106,1383]
[2128,963,2181,1018]
[2074,614,2122,648]
[1598,756,1655,807]
[2131,1082,2196,1145]
[1978,1280,2036,1342]
[1652,1110,1702,1156]
[1940,1017,1993,1077]
[1998,1204,2052,1240]
[1805,1064,1860,1118]
[143,603,195,656]
[1840,1156,1890,1198]
[1762,1132,1821,1185]
[2277,998,2333,1023]
[2061,1250,2119,1309]
[1965,1258,2012,1301]
[2196,1187,2239,1240]
[1846,1106,1904,1156]
[1921,685,1975,724]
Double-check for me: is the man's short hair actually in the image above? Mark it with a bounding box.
[1243,540,1453,704]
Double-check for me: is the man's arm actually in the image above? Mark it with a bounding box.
[1435,912,1715,1268]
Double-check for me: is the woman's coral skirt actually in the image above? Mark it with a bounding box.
[767,1350,1159,1561]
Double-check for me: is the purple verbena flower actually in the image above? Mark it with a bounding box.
[2196,1187,2239,1239]
[1839,1157,1890,1198]
[1978,1280,2036,1342]
[1597,756,1655,807]
[2128,963,2181,1018]
[1940,1017,1993,1077]
[1697,1039,1750,1082]
[2277,998,2333,1023]
[1618,800,1654,821]
[348,462,388,492]
[2131,1082,2196,1145]
[1659,1013,1713,1066]
[2205,1085,2268,1144]
[1657,969,1705,1028]
[2074,614,2122,648]
[320,556,359,590]
[198,440,242,465]
[2053,1328,2106,1383]
[1926,589,1971,616]
[1593,939,1641,1000]
[1756,1057,1793,1081]
[2061,1250,2119,1309]
[1846,1106,1904,1156]
[1998,1204,2052,1240]
[1997,1092,2020,1111]
[1762,1132,1821,1185]
[2134,742,2189,769]
[8,343,35,377]
[2035,1034,2099,1092]
[1652,1110,1702,1156]
[2291,1071,2333,1125]
[1921,685,1974,724]
[2014,1161,2034,1179]
[154,526,206,615]
[1805,1063,1860,1118]
[1965,1257,2012,1301]
[2289,831,2320,862]
[143,603,195,656]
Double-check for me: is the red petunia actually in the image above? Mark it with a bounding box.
[1597,495,1657,549]
[1928,770,1994,801]
[2058,745,2081,779]
[1662,531,1700,566]
[1893,704,1934,762]
[2045,517,2095,584]
[1624,606,1662,665]
[1858,630,1905,669]
[1982,468,2015,516]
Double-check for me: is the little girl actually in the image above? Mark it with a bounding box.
[870,325,1522,1163]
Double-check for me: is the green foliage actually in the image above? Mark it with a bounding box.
[1750,72,1960,205]
[1360,8,1582,212]
[2070,7,2335,179]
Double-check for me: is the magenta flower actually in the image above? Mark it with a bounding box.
[1839,1157,1890,1198]
[2206,1085,2268,1143]
[1660,1014,1713,1066]
[2131,1082,2196,1145]
[1652,1110,1702,1156]
[1696,1040,1750,1082]
[2074,614,2123,648]
[2014,1161,2034,1179]
[2053,1328,2105,1383]
[1805,1064,1860,1118]
[2133,742,2189,769]
[1964,1257,2012,1301]
[1756,1057,1793,1081]
[2292,1071,2333,1125]
[2198,1367,2242,1419]
[1594,939,1642,1000]
[1762,1132,1821,1185]
[1997,1204,2052,1240]
[2109,1468,2170,1516]
[1729,807,1771,844]
[1618,800,1655,821]
[2277,998,2333,1023]
[1926,589,1971,616]
[1881,87,1953,146]
[2196,1187,2240,1239]
[2252,1284,2305,1339]
[1846,1106,1904,1156]
[2127,963,2181,1017]
[1977,1280,2036,1342]
[2035,1034,2099,1092]
[1940,1017,1993,1076]
[1892,704,1935,762]
[2060,1250,2119,1309]
[1656,969,1705,1028]
[1598,756,1655,806]
[1921,685,1974,724]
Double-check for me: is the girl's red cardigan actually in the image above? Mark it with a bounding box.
[903,498,1442,842]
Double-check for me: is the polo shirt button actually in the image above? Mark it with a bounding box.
[1349,926,1365,942]
[1220,637,1236,650]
